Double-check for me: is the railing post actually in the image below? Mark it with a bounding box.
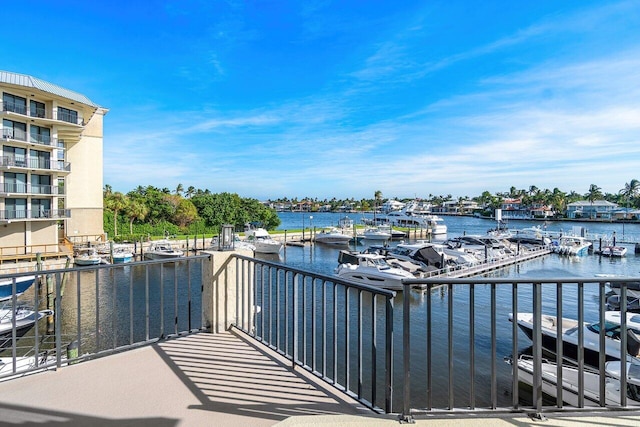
[292,272,298,369]
[385,294,394,414]
[400,282,414,423]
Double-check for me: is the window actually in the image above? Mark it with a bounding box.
[57,106,78,124]
[3,172,27,193]
[5,198,27,219]
[2,93,27,115]
[2,119,27,141]
[57,140,65,161]
[2,146,27,167]
[29,125,51,145]
[29,149,50,169]
[30,100,45,118]
[31,174,51,194]
[31,198,51,218]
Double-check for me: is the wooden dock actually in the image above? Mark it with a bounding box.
[426,247,553,279]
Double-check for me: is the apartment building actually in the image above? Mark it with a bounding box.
[0,71,107,250]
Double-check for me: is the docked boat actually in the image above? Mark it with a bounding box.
[314,228,352,245]
[208,235,256,252]
[74,247,103,266]
[0,304,54,349]
[144,240,185,260]
[508,226,553,245]
[509,311,640,367]
[0,275,38,302]
[112,244,134,263]
[361,226,392,242]
[244,227,283,254]
[600,245,627,257]
[334,250,415,291]
[509,355,640,406]
[385,201,447,236]
[378,224,406,239]
[551,235,592,256]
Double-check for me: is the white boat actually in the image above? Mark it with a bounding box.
[208,235,256,252]
[74,247,103,266]
[0,275,38,302]
[112,244,134,263]
[551,234,592,256]
[386,201,447,236]
[244,227,283,254]
[600,245,627,257]
[314,228,352,245]
[509,311,640,367]
[508,226,553,245]
[378,224,406,240]
[334,251,415,290]
[361,226,392,241]
[0,304,54,349]
[144,240,185,260]
[510,355,640,406]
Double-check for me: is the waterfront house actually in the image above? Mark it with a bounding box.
[566,200,618,219]
[0,71,107,254]
[500,198,530,219]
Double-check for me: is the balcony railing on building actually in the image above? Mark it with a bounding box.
[1,101,84,126]
[1,254,639,420]
[0,156,70,172]
[0,209,70,220]
[0,182,64,195]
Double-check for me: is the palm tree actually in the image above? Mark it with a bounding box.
[619,179,640,219]
[104,192,128,236]
[175,183,184,196]
[374,190,382,216]
[585,184,603,219]
[125,199,149,234]
[186,186,195,198]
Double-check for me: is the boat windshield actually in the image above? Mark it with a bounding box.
[587,320,622,339]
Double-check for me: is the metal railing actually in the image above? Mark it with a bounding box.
[0,255,209,380]
[399,276,640,420]
[0,183,64,195]
[231,254,396,413]
[0,209,70,220]
[0,156,70,172]
[1,101,84,126]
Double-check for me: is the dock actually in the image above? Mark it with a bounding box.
[425,246,553,279]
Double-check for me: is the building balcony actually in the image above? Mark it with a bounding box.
[1,100,84,126]
[0,128,57,149]
[0,182,64,195]
[0,156,70,173]
[0,208,70,221]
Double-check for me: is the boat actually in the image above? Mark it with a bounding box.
[378,224,406,240]
[551,235,592,256]
[0,304,54,349]
[0,275,38,302]
[112,244,134,263]
[361,226,392,241]
[209,235,256,252]
[74,247,103,266]
[509,311,640,367]
[508,354,640,406]
[508,226,553,245]
[600,245,627,257]
[385,201,448,236]
[244,227,283,254]
[314,228,352,245]
[144,240,185,260]
[334,250,415,290]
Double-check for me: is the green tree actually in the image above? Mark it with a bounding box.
[173,198,198,227]
[104,192,128,236]
[585,184,603,219]
[619,179,640,219]
[124,199,149,234]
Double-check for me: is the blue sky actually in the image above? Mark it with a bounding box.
[3,1,640,200]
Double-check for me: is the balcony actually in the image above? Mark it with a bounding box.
[0,208,70,221]
[0,156,70,173]
[1,101,84,126]
[0,183,64,195]
[1,128,57,149]
[0,254,639,424]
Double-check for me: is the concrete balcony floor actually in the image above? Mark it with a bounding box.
[0,330,638,427]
